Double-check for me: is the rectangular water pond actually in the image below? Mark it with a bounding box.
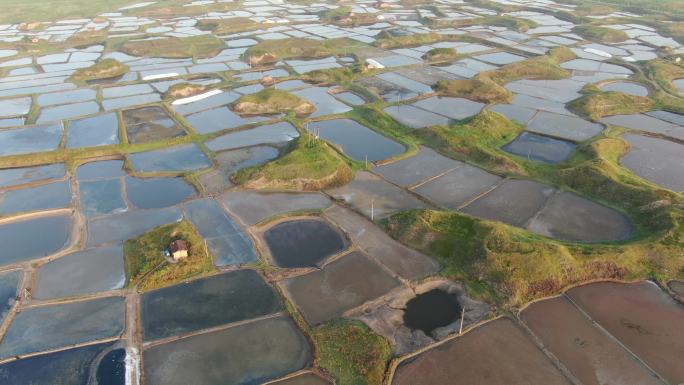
[0,214,71,266]
[33,245,125,300]
[307,119,405,162]
[0,163,64,189]
[66,112,120,148]
[0,341,121,385]
[141,270,282,341]
[521,296,662,385]
[123,106,186,143]
[0,123,63,156]
[86,206,182,247]
[143,316,311,385]
[566,281,684,384]
[205,121,299,151]
[221,191,331,226]
[184,198,257,266]
[0,180,71,215]
[130,144,211,172]
[392,318,572,385]
[0,296,125,359]
[282,251,400,325]
[503,132,576,164]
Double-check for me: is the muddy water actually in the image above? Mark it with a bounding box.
[403,289,461,336]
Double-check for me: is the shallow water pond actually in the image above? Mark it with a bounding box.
[403,289,461,336]
[0,270,20,324]
[264,219,349,268]
[598,81,648,97]
[143,316,311,385]
[0,180,71,215]
[130,144,211,172]
[126,176,194,209]
[307,119,405,162]
[0,123,63,156]
[67,112,120,148]
[0,296,125,358]
[0,341,124,385]
[80,178,127,217]
[503,132,576,164]
[141,270,282,341]
[34,245,125,300]
[206,121,299,151]
[0,214,71,266]
[123,106,186,143]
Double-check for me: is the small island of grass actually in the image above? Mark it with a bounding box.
[422,47,459,63]
[573,25,629,43]
[233,138,354,191]
[166,82,209,99]
[69,58,128,82]
[124,220,216,291]
[233,88,316,116]
[120,35,225,59]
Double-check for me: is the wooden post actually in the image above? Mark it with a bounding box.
[371,199,374,221]
[459,305,466,334]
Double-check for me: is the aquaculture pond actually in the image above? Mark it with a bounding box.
[0,270,20,323]
[566,281,684,384]
[123,106,186,143]
[598,81,648,97]
[264,219,349,268]
[0,214,71,266]
[283,251,400,325]
[0,180,71,215]
[184,198,257,266]
[66,112,120,148]
[503,132,576,164]
[221,191,331,226]
[521,296,661,385]
[0,341,126,385]
[621,134,684,192]
[141,270,282,341]
[392,318,571,385]
[86,207,183,247]
[206,121,299,151]
[33,245,125,300]
[125,176,194,209]
[129,144,211,172]
[403,289,462,336]
[307,119,405,162]
[0,122,62,156]
[143,316,311,385]
[0,296,125,358]
[0,163,64,188]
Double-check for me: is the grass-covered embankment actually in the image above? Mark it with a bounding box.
[573,25,629,43]
[232,137,354,191]
[232,88,315,116]
[312,319,392,385]
[120,35,225,59]
[69,59,129,82]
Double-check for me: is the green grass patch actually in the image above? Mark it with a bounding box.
[422,47,459,63]
[123,220,216,291]
[416,110,525,175]
[0,0,138,23]
[232,88,315,116]
[165,82,209,100]
[573,25,629,43]
[432,15,539,32]
[433,78,512,104]
[313,319,391,385]
[244,37,359,66]
[232,137,354,191]
[120,35,226,59]
[196,17,261,34]
[483,47,576,85]
[373,32,454,49]
[569,91,656,120]
[382,206,684,307]
[69,59,129,83]
[304,67,358,85]
[645,59,684,92]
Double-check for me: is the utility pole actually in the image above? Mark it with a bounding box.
[371,199,374,221]
[459,305,466,334]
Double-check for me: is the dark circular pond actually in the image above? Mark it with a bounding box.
[96,348,126,385]
[264,219,348,268]
[403,289,462,336]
